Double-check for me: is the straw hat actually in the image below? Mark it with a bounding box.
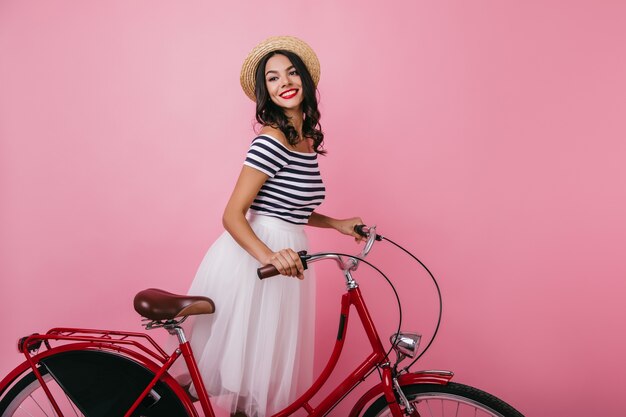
[240,36,320,101]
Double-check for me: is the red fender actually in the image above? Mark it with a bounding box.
[348,370,454,417]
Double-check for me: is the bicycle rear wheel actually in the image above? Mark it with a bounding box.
[362,382,524,417]
[0,367,84,416]
[0,350,191,417]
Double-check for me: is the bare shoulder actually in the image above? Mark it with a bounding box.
[259,126,288,145]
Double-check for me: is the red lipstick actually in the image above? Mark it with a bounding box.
[280,89,298,99]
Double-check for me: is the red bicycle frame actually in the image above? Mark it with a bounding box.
[270,283,452,417]
[1,283,452,417]
[2,246,454,417]
[272,285,397,416]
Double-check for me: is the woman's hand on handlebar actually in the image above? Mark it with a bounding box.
[332,217,366,243]
[262,248,305,280]
[308,213,365,243]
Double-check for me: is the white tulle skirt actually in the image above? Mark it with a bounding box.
[187,214,315,417]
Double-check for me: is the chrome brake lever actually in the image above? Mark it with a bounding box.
[342,225,377,273]
[360,225,377,257]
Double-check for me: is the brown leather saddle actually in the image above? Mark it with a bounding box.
[133,288,215,320]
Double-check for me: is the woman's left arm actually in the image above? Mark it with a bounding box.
[308,212,365,242]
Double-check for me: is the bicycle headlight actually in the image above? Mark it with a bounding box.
[390,332,421,359]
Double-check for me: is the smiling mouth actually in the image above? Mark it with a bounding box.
[279,89,298,99]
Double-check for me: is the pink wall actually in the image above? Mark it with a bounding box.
[2,1,625,416]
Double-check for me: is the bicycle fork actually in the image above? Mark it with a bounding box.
[392,377,416,416]
[380,366,418,417]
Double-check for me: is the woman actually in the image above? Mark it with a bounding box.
[187,36,363,417]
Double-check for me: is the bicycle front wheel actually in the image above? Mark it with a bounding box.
[362,382,524,417]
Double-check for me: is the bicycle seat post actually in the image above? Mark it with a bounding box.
[165,322,188,345]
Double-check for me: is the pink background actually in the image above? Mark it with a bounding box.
[1,1,625,416]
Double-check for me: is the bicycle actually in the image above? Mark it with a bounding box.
[0,225,524,417]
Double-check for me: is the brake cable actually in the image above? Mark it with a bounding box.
[378,235,443,371]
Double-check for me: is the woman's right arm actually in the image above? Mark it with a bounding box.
[222,165,305,279]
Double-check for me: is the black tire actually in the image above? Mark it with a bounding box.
[362,382,524,417]
[0,350,191,417]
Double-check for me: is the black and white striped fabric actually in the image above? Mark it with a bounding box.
[244,135,325,225]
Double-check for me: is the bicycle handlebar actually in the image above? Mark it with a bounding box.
[257,224,376,280]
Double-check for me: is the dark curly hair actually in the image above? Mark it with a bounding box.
[254,50,325,154]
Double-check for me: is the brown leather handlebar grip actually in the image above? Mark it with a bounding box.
[257,264,280,280]
[256,251,309,280]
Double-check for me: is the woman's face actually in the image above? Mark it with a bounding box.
[264,54,304,111]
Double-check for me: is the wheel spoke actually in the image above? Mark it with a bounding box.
[18,394,47,417]
[30,392,51,416]
[17,405,39,417]
[64,391,81,416]
[426,399,434,417]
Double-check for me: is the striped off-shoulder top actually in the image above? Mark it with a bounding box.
[243,134,325,225]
